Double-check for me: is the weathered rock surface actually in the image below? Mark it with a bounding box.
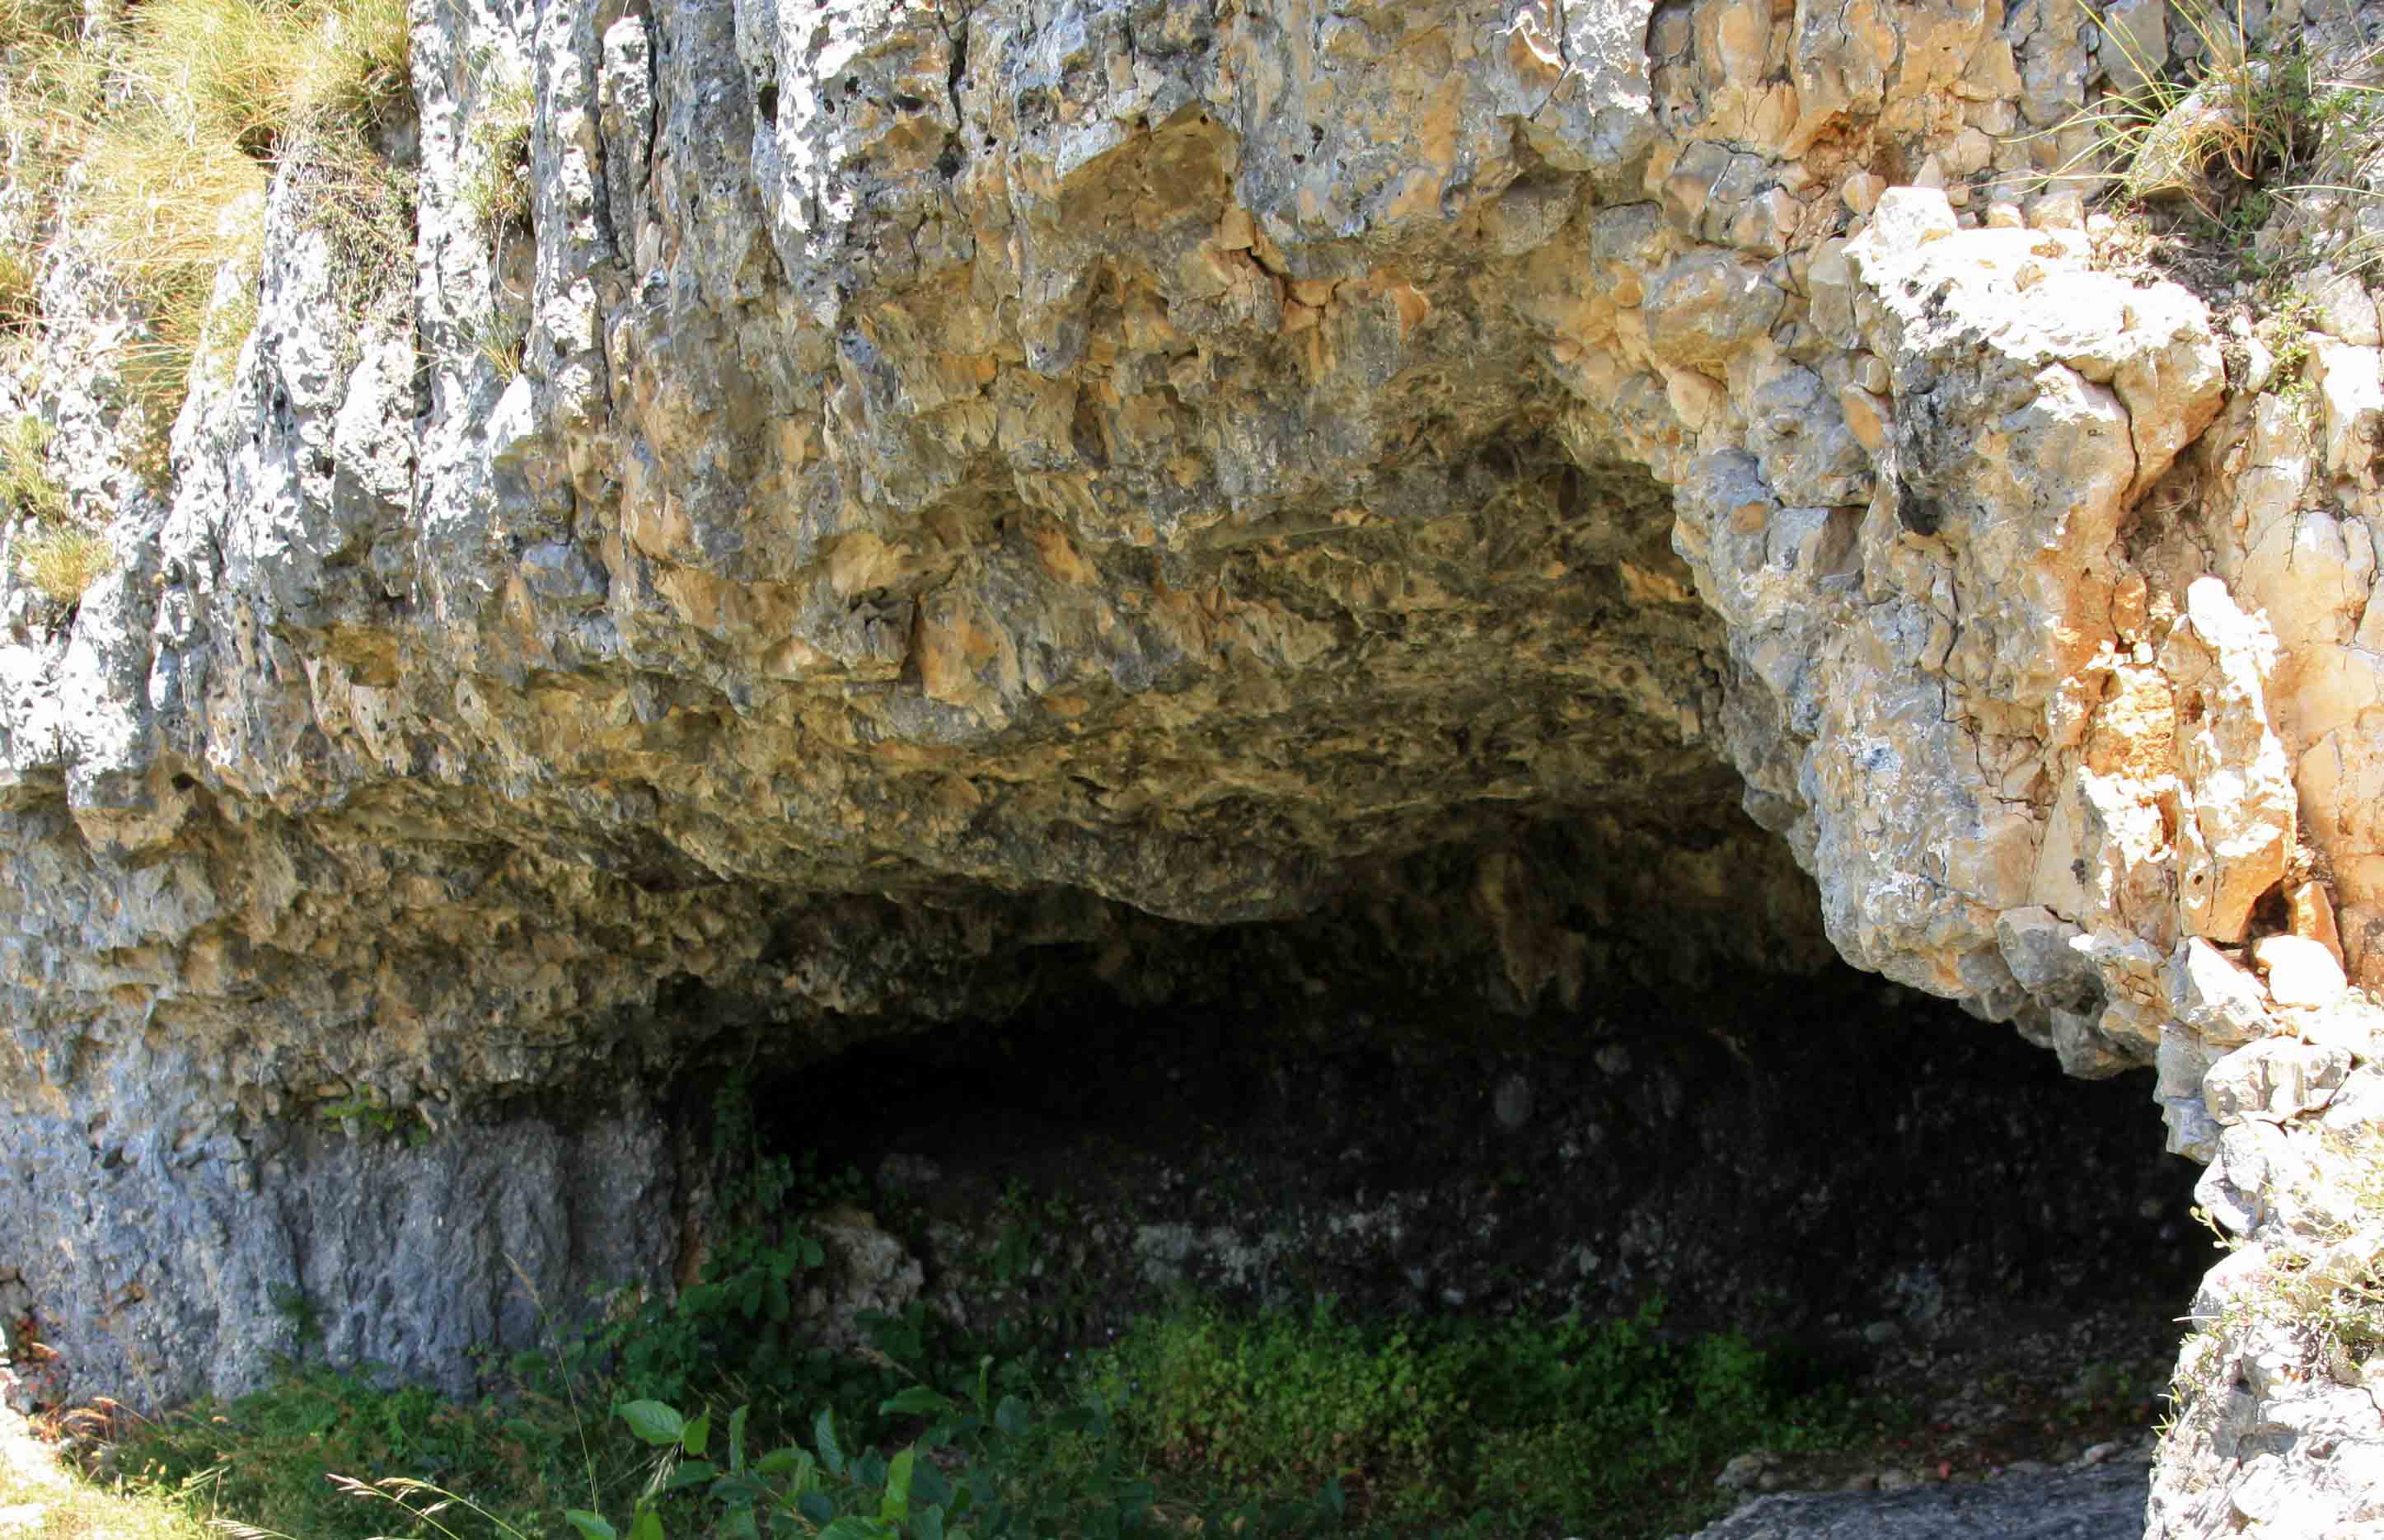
[2,0,2384,1531]
[1690,1460,2150,1540]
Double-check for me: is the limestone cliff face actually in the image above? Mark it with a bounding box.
[5,0,2384,1530]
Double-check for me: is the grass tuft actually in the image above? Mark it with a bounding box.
[2021,0,2384,273]
[1,414,112,603]
[0,413,68,521]
[1,0,415,488]
[461,68,536,236]
[19,523,110,603]
[0,0,78,51]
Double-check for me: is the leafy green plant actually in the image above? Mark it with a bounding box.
[117,1364,611,1540]
[541,1083,904,1412]
[574,1360,1163,1540]
[1098,1296,1880,1534]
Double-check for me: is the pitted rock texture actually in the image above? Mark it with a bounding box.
[5,0,2384,1531]
[1689,1460,2152,1540]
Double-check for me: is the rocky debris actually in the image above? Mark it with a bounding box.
[800,1209,925,1354]
[795,978,2200,1348]
[1688,1459,2150,1540]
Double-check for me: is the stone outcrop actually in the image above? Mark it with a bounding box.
[5,0,2384,1533]
[1690,1458,2152,1540]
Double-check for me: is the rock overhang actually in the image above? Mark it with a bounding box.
[5,7,2384,1524]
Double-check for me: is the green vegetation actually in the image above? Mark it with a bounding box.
[474,305,530,380]
[2255,287,2321,421]
[14,1086,1892,1540]
[0,414,68,522]
[316,1093,431,1146]
[1095,1298,1876,1536]
[71,1288,1882,1540]
[18,524,111,605]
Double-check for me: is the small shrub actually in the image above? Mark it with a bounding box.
[1,416,112,602]
[2036,1,2384,250]
[1096,1297,1879,1534]
[574,1372,1162,1540]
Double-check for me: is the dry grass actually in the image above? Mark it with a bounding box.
[0,1433,208,1540]
[0,0,414,484]
[0,0,78,51]
[472,303,527,378]
[0,242,40,335]
[19,523,110,602]
[0,414,66,521]
[2020,0,2384,247]
[0,414,112,602]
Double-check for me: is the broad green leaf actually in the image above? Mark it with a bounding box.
[817,1520,879,1540]
[729,1404,749,1476]
[855,1451,889,1492]
[911,1461,952,1510]
[756,1447,803,1477]
[915,1505,944,1540]
[878,1386,955,1418]
[879,1447,915,1524]
[814,1408,845,1477]
[628,1507,665,1540]
[797,1491,835,1526]
[993,1396,1029,1438]
[564,1512,618,1540]
[617,1401,687,1447]
[711,1474,770,1506]
[683,1410,711,1458]
[663,1460,718,1493]
[721,1509,760,1540]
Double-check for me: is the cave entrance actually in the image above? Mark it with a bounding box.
[733,897,2206,1475]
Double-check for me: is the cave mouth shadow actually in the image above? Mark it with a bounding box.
[737,956,2208,1366]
